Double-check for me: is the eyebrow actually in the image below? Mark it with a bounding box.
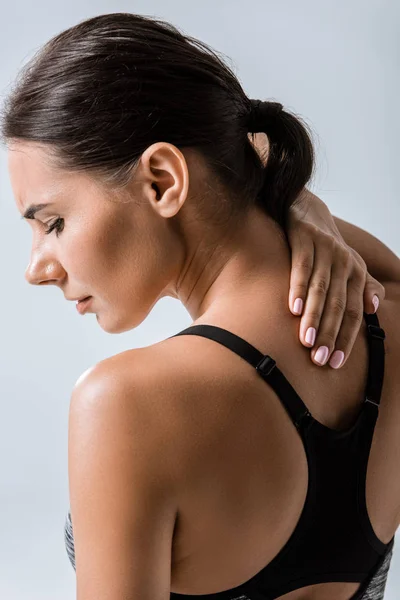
[21,203,54,220]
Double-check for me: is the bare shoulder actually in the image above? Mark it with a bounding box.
[70,344,174,432]
[69,341,198,483]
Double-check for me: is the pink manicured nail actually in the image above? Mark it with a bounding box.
[293,298,303,315]
[372,295,379,313]
[314,346,329,365]
[305,327,316,346]
[329,350,344,369]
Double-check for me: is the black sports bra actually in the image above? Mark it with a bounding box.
[167,310,395,600]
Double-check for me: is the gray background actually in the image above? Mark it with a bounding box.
[0,1,398,598]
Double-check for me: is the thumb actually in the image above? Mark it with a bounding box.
[363,273,386,314]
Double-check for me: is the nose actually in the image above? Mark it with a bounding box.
[24,256,65,286]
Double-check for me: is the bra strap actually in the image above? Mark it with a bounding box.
[363,311,386,409]
[169,311,386,430]
[169,324,311,431]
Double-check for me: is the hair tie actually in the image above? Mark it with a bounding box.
[247,99,283,132]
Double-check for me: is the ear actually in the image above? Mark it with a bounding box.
[139,142,190,219]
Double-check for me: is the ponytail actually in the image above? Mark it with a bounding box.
[246,99,315,234]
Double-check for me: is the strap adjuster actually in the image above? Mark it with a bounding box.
[365,396,380,408]
[256,355,276,377]
[367,324,386,340]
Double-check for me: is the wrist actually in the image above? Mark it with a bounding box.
[289,189,342,239]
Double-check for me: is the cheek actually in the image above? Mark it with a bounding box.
[107,216,172,306]
[100,211,150,273]
[65,211,174,308]
[89,215,148,292]
[63,219,120,281]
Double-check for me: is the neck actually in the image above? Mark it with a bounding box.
[175,205,292,326]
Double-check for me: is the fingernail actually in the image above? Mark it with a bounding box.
[329,350,344,369]
[305,327,316,346]
[372,295,379,313]
[293,298,303,315]
[314,345,329,365]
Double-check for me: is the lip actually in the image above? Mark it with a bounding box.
[76,296,93,315]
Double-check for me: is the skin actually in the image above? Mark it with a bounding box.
[8,138,299,347]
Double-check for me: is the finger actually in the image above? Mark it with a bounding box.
[298,239,334,348]
[288,237,314,316]
[325,268,365,368]
[363,274,386,314]
[308,258,354,367]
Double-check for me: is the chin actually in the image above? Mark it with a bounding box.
[95,312,139,335]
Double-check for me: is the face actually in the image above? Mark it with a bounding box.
[7,140,190,333]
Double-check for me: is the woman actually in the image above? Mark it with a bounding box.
[2,12,399,600]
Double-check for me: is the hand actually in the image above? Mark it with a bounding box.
[286,189,386,369]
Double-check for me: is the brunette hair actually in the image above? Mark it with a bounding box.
[0,12,315,233]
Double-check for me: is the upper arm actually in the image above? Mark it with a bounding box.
[381,280,400,304]
[333,216,400,284]
[68,358,179,600]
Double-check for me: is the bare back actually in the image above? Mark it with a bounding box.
[135,285,400,600]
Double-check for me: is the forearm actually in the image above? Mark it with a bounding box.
[333,216,400,284]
